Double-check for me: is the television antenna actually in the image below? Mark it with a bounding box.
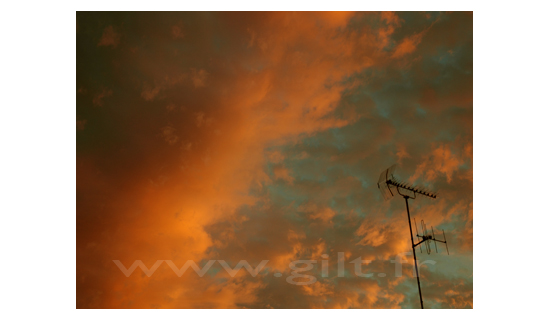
[377,164,449,309]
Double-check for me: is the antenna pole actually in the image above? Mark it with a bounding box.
[405,196,424,309]
[377,165,447,309]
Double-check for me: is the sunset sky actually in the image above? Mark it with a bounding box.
[76,11,473,308]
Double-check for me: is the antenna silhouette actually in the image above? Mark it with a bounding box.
[413,219,449,255]
[377,164,450,309]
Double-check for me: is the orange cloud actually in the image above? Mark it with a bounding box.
[98,26,121,47]
[392,32,425,58]
[411,144,463,183]
[92,87,112,106]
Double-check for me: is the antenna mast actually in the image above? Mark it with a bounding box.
[377,165,449,309]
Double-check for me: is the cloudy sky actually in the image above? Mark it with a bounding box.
[76,11,472,309]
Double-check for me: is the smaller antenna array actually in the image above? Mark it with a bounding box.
[413,218,449,255]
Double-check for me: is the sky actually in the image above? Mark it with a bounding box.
[76,11,473,309]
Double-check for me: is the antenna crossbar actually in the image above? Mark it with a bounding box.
[386,179,437,199]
